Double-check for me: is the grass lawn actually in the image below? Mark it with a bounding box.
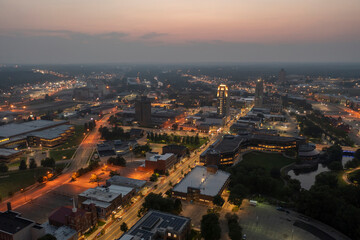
[50,149,76,161]
[0,168,49,198]
[241,151,295,172]
[54,125,85,150]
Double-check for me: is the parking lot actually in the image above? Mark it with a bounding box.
[181,200,350,240]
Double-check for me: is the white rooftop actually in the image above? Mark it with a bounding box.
[172,166,230,197]
[0,148,21,156]
[148,153,174,162]
[82,199,111,208]
[0,120,68,138]
[42,222,77,240]
[79,185,134,203]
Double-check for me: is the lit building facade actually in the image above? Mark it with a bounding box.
[217,84,229,117]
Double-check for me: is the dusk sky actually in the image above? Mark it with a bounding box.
[1,0,360,64]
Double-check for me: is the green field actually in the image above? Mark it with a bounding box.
[241,151,295,172]
[0,168,49,198]
[50,149,76,161]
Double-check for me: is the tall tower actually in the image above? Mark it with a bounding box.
[135,96,152,126]
[278,69,286,82]
[217,84,229,117]
[254,79,264,108]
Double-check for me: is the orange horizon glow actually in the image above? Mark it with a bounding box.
[1,0,360,44]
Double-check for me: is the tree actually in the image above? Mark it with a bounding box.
[172,123,178,131]
[0,163,8,172]
[38,234,57,240]
[354,149,360,160]
[228,184,247,206]
[200,213,221,240]
[315,172,338,189]
[212,195,225,206]
[326,144,343,162]
[41,158,56,168]
[107,156,126,167]
[328,161,343,171]
[226,213,243,240]
[149,173,158,182]
[29,158,37,169]
[19,159,27,170]
[120,222,128,232]
[140,193,181,215]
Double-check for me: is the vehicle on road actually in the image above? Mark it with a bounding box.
[249,200,257,206]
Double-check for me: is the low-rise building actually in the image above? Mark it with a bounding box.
[0,149,22,163]
[162,145,188,158]
[298,143,320,161]
[0,120,73,148]
[118,210,191,240]
[42,223,77,240]
[200,135,244,166]
[0,203,45,240]
[48,202,97,235]
[106,176,147,192]
[145,153,178,172]
[78,185,135,220]
[172,166,230,203]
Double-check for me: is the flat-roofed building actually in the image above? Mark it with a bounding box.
[0,120,73,148]
[200,135,244,166]
[78,185,135,220]
[172,166,230,203]
[145,153,178,173]
[162,145,188,158]
[106,176,146,192]
[118,210,191,240]
[0,149,22,163]
[0,204,45,240]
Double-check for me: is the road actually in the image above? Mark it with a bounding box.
[342,166,360,185]
[0,113,113,212]
[88,136,219,240]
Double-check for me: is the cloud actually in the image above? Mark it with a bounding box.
[140,32,168,40]
[0,29,129,41]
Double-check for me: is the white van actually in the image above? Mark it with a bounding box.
[249,200,258,206]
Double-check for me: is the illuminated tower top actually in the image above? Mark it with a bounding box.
[217,84,229,117]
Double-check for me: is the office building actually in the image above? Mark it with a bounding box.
[0,120,73,148]
[254,79,264,108]
[118,210,191,240]
[145,153,178,172]
[200,135,244,165]
[278,68,286,82]
[135,96,152,126]
[172,166,230,203]
[217,84,229,117]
